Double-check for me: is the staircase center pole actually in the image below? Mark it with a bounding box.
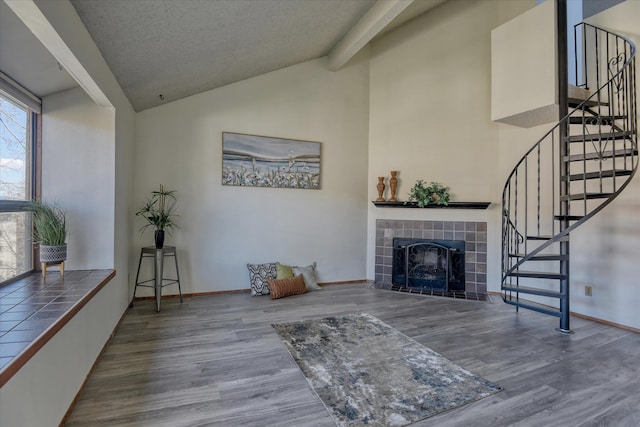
[557,0,571,333]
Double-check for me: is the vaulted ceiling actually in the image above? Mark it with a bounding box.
[70,0,379,111]
[1,0,447,111]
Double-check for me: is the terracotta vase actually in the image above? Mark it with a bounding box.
[389,171,398,202]
[376,177,386,202]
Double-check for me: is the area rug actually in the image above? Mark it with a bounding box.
[272,313,501,426]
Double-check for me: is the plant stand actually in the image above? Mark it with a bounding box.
[42,261,65,278]
[130,246,183,312]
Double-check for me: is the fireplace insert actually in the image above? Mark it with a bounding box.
[392,238,465,292]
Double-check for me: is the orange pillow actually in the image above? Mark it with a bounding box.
[266,275,307,300]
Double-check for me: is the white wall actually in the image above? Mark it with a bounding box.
[134,53,370,294]
[366,0,535,286]
[0,281,120,426]
[380,0,640,331]
[42,87,114,269]
[493,0,640,330]
[0,1,136,425]
[491,0,557,127]
[3,3,639,425]
[568,2,640,329]
[28,0,137,292]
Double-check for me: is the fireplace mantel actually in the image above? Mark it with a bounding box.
[372,201,491,209]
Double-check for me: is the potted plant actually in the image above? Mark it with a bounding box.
[406,180,451,207]
[28,200,68,269]
[136,184,177,248]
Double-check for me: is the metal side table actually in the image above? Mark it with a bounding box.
[131,246,183,312]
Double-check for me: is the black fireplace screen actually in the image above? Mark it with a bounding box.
[392,238,465,291]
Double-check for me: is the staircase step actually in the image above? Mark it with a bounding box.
[506,270,567,280]
[569,115,626,125]
[560,193,613,201]
[568,97,606,108]
[564,169,633,181]
[564,148,637,162]
[503,295,562,318]
[553,215,584,221]
[526,234,569,241]
[501,285,564,298]
[509,253,569,261]
[569,131,633,143]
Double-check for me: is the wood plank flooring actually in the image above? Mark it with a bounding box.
[65,284,640,426]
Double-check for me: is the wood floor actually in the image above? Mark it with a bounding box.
[65,284,640,426]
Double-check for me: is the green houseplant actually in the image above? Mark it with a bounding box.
[406,180,451,207]
[28,200,68,270]
[136,184,177,248]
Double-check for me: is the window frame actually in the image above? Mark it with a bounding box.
[0,82,41,287]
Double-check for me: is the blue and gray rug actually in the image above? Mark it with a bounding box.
[272,313,501,426]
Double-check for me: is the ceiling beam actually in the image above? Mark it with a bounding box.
[328,0,414,71]
[4,0,113,109]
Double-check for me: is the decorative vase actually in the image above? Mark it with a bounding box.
[40,243,67,264]
[155,230,165,249]
[376,177,386,202]
[389,171,398,202]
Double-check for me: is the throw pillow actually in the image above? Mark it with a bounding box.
[247,262,277,296]
[266,275,307,300]
[276,262,295,280]
[292,263,322,291]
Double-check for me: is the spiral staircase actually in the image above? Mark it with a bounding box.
[501,23,637,332]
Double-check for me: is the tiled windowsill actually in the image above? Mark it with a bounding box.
[0,269,115,387]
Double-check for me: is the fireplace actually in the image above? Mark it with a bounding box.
[374,219,487,299]
[392,238,465,291]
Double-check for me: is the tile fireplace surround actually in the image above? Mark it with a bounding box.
[375,219,487,296]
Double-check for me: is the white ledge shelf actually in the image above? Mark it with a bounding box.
[372,201,491,209]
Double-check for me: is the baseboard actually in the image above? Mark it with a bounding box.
[488,291,640,333]
[130,289,250,302]
[319,279,371,286]
[570,312,640,334]
[131,280,371,301]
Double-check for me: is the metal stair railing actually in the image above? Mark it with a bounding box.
[501,23,637,327]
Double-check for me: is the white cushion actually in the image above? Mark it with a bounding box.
[292,263,322,291]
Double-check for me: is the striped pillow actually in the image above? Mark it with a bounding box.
[267,275,307,300]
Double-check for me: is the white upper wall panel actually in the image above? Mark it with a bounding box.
[491,0,557,128]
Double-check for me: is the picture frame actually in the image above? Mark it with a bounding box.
[222,132,321,189]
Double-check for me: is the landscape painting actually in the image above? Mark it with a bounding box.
[222,132,321,189]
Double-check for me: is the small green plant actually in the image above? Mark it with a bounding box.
[406,180,450,207]
[28,200,67,245]
[135,185,178,234]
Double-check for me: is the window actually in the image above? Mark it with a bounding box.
[0,87,39,285]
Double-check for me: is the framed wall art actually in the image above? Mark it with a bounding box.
[222,132,321,189]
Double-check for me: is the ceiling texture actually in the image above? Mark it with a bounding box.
[70,0,378,111]
[2,0,448,112]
